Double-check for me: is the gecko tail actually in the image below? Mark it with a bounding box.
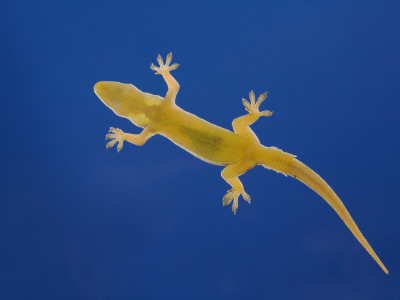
[258,146,389,274]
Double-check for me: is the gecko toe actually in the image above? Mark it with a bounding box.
[222,189,250,214]
[150,53,180,74]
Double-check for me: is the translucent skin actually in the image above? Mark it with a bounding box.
[95,53,388,274]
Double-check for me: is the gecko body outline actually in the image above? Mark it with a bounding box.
[94,53,388,274]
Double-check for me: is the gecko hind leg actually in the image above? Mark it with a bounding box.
[232,91,273,141]
[242,90,273,117]
[221,160,256,214]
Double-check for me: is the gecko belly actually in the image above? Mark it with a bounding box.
[156,108,245,165]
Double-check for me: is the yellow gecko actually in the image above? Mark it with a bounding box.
[94,52,388,274]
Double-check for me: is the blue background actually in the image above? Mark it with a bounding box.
[1,1,400,299]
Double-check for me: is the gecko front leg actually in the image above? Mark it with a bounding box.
[105,127,155,152]
[150,52,180,104]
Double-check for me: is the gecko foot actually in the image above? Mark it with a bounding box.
[150,52,180,74]
[222,189,251,215]
[242,90,273,117]
[105,127,125,152]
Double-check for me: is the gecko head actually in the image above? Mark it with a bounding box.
[95,81,130,112]
[94,81,146,117]
[94,81,164,128]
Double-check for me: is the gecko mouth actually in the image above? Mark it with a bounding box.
[94,81,108,96]
[94,82,116,105]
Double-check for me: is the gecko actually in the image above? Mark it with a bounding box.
[94,52,388,274]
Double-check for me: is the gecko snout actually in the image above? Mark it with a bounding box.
[94,81,108,93]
